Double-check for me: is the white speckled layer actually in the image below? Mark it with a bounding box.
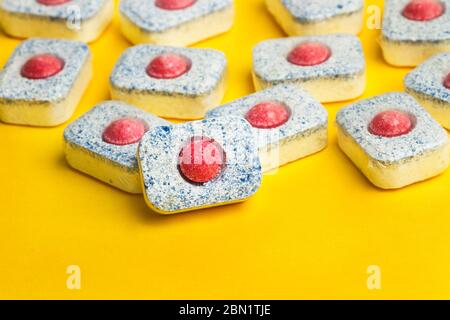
[253,34,365,84]
[110,44,227,97]
[405,52,450,103]
[206,84,327,149]
[64,100,170,169]
[0,0,108,21]
[0,38,90,102]
[281,0,363,22]
[120,0,233,32]
[138,116,262,213]
[336,92,448,163]
[382,0,450,42]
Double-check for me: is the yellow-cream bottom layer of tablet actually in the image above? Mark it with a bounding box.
[0,59,92,127]
[337,125,450,189]
[265,0,363,36]
[380,37,450,67]
[119,6,234,46]
[110,76,227,120]
[407,89,450,130]
[253,72,366,103]
[141,191,250,215]
[65,141,142,194]
[260,126,328,173]
[0,0,114,43]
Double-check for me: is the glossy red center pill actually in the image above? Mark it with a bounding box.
[37,0,72,5]
[155,0,196,10]
[287,42,331,66]
[369,110,414,138]
[444,73,450,89]
[21,54,65,80]
[178,137,225,184]
[146,54,191,79]
[102,118,147,146]
[245,101,291,129]
[402,0,444,21]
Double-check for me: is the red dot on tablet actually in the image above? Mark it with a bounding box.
[287,42,331,66]
[37,0,72,5]
[444,73,450,89]
[21,54,65,80]
[146,54,191,79]
[245,101,291,129]
[178,137,225,184]
[102,118,147,146]
[155,0,196,10]
[369,110,414,138]
[402,0,444,21]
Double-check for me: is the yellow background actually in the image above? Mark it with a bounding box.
[1,0,450,299]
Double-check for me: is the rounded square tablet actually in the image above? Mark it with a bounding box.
[266,0,364,36]
[252,34,366,103]
[110,44,228,120]
[119,0,234,46]
[138,116,262,214]
[64,100,171,194]
[206,84,328,172]
[0,0,114,43]
[336,92,449,189]
[380,0,450,66]
[404,52,450,129]
[0,38,92,127]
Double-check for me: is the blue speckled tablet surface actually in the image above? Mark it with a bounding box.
[1,0,108,21]
[64,100,171,169]
[110,44,227,97]
[253,34,365,84]
[138,116,262,213]
[0,38,90,102]
[281,0,363,22]
[382,0,450,42]
[206,84,328,149]
[336,92,448,163]
[120,0,233,32]
[405,52,450,103]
